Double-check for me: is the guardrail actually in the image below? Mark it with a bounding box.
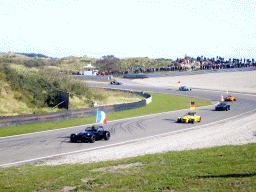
[0,90,152,128]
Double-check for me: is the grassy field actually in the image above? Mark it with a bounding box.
[0,92,211,137]
[1,143,255,191]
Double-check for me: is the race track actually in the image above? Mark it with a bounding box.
[1,81,256,167]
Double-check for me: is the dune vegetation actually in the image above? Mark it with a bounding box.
[0,62,143,116]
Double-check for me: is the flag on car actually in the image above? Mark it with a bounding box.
[190,101,195,110]
[96,109,107,124]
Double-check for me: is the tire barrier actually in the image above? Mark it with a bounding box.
[0,91,152,128]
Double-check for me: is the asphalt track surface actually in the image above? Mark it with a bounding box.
[1,79,256,167]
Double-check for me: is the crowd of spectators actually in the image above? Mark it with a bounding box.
[133,65,188,73]
[197,56,256,70]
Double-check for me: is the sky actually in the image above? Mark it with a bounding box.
[0,0,256,59]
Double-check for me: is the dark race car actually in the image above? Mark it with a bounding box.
[215,102,231,111]
[70,125,110,143]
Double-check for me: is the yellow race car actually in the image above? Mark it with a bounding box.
[177,112,201,124]
[224,95,236,101]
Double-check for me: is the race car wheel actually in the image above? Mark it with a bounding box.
[90,135,95,143]
[191,119,195,124]
[226,107,228,111]
[234,99,236,101]
[198,117,201,122]
[104,132,110,140]
[177,118,181,123]
[70,135,76,142]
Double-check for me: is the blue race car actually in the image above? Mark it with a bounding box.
[70,125,110,143]
[110,80,123,85]
[179,86,191,91]
[215,102,231,111]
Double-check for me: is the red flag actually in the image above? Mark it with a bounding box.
[178,81,180,83]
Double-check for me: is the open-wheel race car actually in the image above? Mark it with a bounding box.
[224,95,236,101]
[215,102,231,111]
[70,125,110,143]
[177,112,201,124]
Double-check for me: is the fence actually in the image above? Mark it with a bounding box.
[0,90,152,128]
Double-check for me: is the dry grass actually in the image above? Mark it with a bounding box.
[0,85,63,116]
[68,89,144,110]
[89,88,144,106]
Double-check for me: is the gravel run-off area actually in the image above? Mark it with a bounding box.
[42,70,256,166]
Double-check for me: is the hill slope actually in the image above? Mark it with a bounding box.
[0,63,143,116]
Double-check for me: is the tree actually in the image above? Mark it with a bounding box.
[96,55,120,71]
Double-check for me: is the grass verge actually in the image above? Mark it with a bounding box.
[0,143,255,191]
[0,92,212,137]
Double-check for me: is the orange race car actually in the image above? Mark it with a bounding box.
[225,95,236,101]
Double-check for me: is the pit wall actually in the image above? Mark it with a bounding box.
[0,90,152,128]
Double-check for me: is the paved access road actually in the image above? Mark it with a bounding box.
[1,82,256,167]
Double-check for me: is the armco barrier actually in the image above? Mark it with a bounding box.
[123,74,150,78]
[0,91,151,128]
